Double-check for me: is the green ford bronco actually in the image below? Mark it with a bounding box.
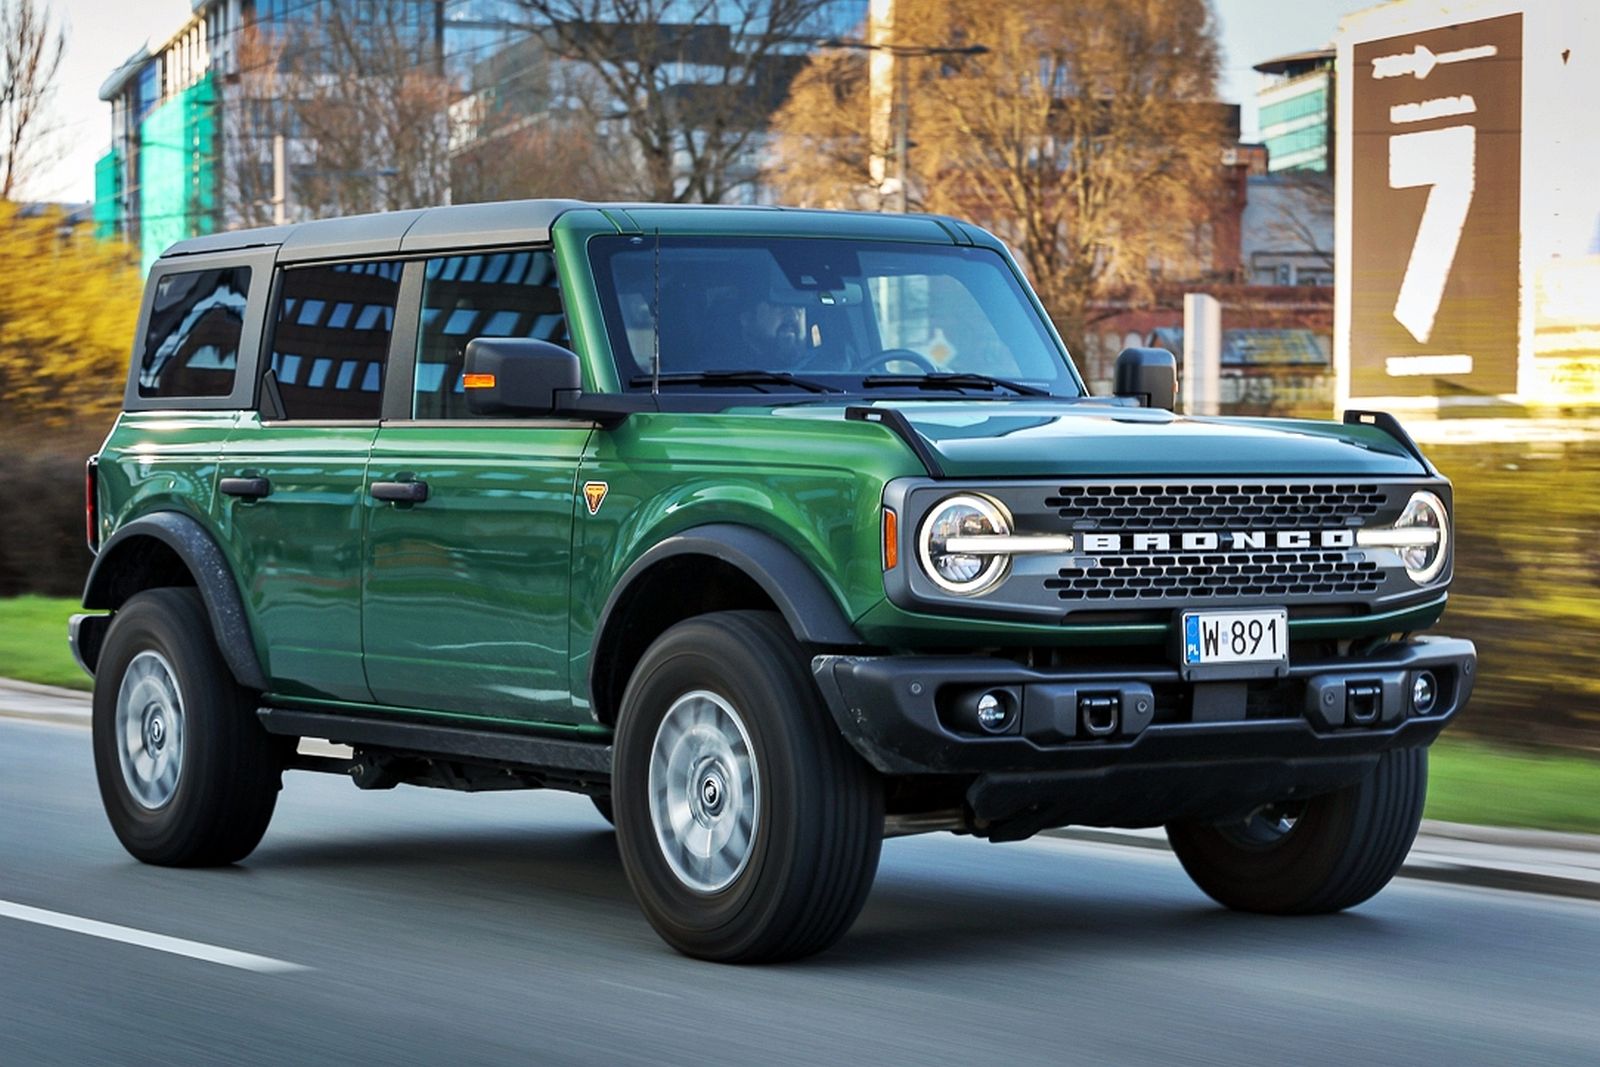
[72,200,1475,962]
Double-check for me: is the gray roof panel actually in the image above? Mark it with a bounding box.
[400,199,589,252]
[275,208,427,263]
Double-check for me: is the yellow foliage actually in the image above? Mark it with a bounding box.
[0,201,142,425]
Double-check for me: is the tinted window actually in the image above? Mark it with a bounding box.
[139,267,251,399]
[268,261,401,419]
[413,250,567,419]
[588,237,1078,394]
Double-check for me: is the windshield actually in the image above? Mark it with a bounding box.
[588,236,1083,396]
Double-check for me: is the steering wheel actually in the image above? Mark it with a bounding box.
[859,348,940,375]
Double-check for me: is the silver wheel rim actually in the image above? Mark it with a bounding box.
[114,650,185,810]
[648,689,760,894]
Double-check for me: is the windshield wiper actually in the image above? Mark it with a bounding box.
[860,372,1050,397]
[629,370,843,395]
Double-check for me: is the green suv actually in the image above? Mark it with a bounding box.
[72,200,1476,962]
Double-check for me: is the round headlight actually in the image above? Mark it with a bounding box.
[918,494,1011,595]
[1394,490,1449,584]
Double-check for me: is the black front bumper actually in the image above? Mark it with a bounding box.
[812,636,1476,839]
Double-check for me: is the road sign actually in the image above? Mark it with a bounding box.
[1348,13,1522,398]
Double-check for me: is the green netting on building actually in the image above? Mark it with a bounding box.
[138,72,220,274]
[93,150,122,241]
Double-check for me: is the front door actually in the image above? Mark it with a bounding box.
[360,248,591,724]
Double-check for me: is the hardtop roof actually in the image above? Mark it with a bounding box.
[156,200,977,263]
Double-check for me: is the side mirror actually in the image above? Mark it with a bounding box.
[463,338,581,416]
[1113,347,1178,412]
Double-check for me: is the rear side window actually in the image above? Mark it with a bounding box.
[139,267,251,399]
[267,261,401,420]
[413,250,567,419]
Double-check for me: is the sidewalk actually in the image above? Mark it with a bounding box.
[5,676,1598,904]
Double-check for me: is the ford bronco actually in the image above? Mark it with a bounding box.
[71,200,1475,962]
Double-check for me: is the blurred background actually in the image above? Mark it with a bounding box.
[2,0,1598,834]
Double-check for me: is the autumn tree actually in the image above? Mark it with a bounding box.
[0,202,142,424]
[769,0,1226,347]
[514,0,837,202]
[1,0,64,199]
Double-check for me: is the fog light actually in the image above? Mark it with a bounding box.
[1411,670,1438,715]
[975,692,1008,731]
[946,687,1020,735]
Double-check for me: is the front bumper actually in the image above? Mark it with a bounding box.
[812,636,1476,839]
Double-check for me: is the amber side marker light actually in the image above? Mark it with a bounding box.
[462,373,497,389]
[882,507,899,569]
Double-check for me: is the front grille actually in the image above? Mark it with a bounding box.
[1044,482,1388,531]
[1045,550,1384,602]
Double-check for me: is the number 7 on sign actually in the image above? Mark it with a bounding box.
[1388,124,1475,344]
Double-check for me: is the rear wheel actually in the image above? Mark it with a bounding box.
[92,588,285,866]
[613,611,883,962]
[1166,747,1428,914]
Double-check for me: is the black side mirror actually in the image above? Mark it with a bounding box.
[463,338,581,416]
[1113,347,1178,412]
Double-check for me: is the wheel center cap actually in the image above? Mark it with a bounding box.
[144,708,166,751]
[700,772,724,814]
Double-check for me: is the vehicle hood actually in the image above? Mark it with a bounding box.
[774,400,1429,478]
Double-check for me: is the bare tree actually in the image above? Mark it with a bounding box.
[448,35,636,203]
[769,0,1227,348]
[514,0,834,203]
[1259,169,1334,265]
[223,3,454,222]
[0,0,65,200]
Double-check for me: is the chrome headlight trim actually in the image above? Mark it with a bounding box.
[1357,489,1448,584]
[917,493,1013,596]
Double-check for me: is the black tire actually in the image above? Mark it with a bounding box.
[1166,746,1428,914]
[591,795,615,826]
[92,587,286,867]
[613,610,883,963]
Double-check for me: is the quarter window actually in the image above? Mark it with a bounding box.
[267,261,401,419]
[138,267,251,399]
[414,250,567,419]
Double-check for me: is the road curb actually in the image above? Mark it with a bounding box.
[1047,825,1600,905]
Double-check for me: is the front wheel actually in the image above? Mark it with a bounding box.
[1166,746,1428,914]
[613,611,883,962]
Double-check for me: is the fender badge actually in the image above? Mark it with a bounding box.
[582,481,609,515]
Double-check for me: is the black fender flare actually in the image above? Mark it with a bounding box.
[589,524,865,700]
[82,512,269,692]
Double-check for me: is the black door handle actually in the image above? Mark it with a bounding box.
[220,476,271,500]
[370,480,429,504]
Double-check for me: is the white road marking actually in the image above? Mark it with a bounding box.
[0,899,311,974]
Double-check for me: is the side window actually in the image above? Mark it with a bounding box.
[414,250,567,419]
[267,260,402,420]
[139,267,251,399]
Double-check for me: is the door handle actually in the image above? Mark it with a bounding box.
[220,476,271,500]
[370,480,429,504]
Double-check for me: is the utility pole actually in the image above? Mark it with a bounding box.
[271,133,287,225]
[816,30,986,213]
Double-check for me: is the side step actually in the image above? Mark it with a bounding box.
[257,707,613,777]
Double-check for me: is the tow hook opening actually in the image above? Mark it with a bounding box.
[1079,693,1120,737]
[1345,681,1383,725]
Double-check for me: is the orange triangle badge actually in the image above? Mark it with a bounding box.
[582,481,609,516]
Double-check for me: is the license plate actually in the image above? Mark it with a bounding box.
[1182,609,1288,666]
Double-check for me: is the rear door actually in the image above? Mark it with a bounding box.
[217,259,403,703]
[361,248,592,724]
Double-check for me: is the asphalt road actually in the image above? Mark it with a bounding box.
[3,716,1599,1066]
